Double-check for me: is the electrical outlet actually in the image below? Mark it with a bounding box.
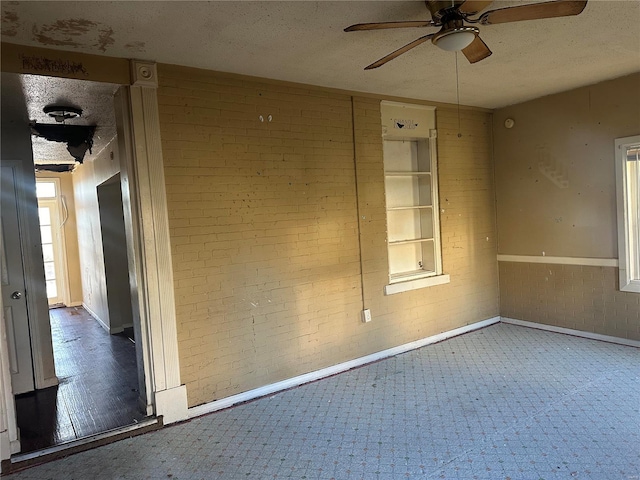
[361,309,372,323]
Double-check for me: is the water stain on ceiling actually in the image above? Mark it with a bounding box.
[31,18,114,52]
[1,8,20,37]
[1,1,639,109]
[124,41,146,53]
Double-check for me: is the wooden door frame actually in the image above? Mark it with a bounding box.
[0,49,188,466]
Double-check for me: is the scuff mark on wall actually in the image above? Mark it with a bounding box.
[1,9,20,37]
[31,18,115,52]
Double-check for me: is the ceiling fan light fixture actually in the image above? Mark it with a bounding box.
[433,27,478,51]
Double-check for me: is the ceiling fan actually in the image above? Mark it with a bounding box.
[345,0,588,69]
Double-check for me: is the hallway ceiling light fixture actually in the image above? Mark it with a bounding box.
[43,105,82,123]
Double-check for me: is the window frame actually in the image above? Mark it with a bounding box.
[615,135,640,293]
[35,180,57,199]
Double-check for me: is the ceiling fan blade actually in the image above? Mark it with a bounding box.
[345,20,435,32]
[364,34,435,70]
[479,0,587,25]
[461,35,492,63]
[458,1,493,15]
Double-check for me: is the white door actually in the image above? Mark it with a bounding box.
[1,166,35,394]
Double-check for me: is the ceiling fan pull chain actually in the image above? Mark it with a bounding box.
[455,51,462,138]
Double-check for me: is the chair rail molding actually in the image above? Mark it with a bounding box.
[497,254,618,267]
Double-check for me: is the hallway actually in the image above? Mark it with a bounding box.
[7,323,639,479]
[15,307,146,453]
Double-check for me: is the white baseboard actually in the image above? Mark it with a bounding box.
[501,317,640,348]
[188,316,501,419]
[82,303,109,332]
[81,303,126,334]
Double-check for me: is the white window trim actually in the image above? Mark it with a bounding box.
[380,101,449,295]
[384,274,450,295]
[615,135,640,293]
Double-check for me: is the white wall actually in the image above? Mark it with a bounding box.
[72,138,121,332]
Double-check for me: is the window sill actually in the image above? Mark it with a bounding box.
[620,278,640,294]
[384,274,450,295]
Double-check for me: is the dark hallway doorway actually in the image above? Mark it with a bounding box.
[14,307,145,453]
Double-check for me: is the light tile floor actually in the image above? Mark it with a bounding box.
[6,323,640,479]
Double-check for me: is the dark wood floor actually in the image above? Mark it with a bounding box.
[15,307,146,453]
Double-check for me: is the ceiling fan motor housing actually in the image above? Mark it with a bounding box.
[426,0,467,23]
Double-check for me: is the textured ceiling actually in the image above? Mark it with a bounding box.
[1,73,119,164]
[1,1,639,110]
[25,75,119,164]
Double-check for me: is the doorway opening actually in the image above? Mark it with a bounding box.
[35,179,66,307]
[2,72,152,454]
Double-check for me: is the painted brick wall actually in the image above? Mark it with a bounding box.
[157,64,499,407]
[494,74,640,341]
[353,98,499,348]
[500,263,640,340]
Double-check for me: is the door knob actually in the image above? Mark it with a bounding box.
[11,291,22,300]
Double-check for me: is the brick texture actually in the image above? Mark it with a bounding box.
[157,64,499,407]
[500,262,640,341]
